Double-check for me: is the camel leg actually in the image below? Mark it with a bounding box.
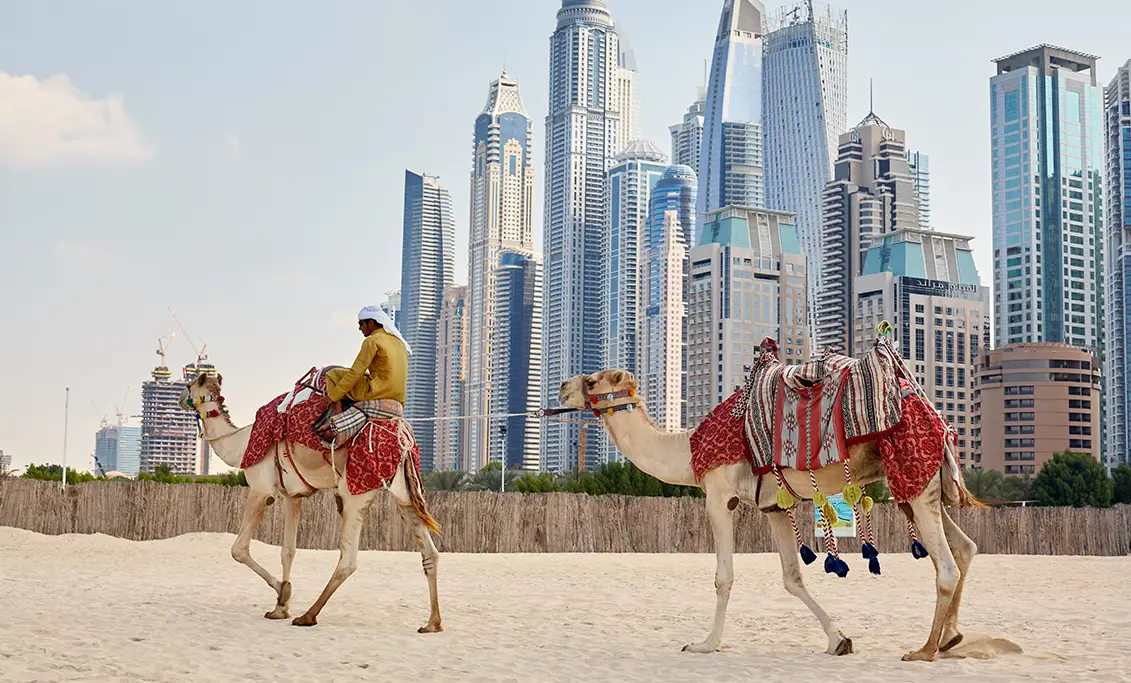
[389,459,443,633]
[767,511,853,655]
[682,490,735,653]
[939,507,977,652]
[230,491,284,600]
[265,496,303,620]
[292,489,377,627]
[901,482,959,662]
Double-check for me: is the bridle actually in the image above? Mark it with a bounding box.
[186,393,243,442]
[579,380,640,419]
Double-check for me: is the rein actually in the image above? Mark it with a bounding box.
[186,394,244,443]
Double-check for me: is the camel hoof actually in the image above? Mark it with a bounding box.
[264,608,290,620]
[291,614,318,627]
[940,633,963,652]
[681,642,718,654]
[417,623,444,634]
[830,637,853,656]
[902,649,936,662]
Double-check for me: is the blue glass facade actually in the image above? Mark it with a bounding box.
[1104,63,1131,469]
[95,424,141,477]
[493,251,542,471]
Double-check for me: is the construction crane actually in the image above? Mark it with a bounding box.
[157,331,177,367]
[168,307,208,364]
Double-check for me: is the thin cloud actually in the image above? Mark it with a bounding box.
[0,72,155,167]
[53,239,118,274]
[224,132,243,159]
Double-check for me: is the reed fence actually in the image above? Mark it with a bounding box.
[1,478,1128,555]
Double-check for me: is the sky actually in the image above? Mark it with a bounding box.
[1,0,1128,474]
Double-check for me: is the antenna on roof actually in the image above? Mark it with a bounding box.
[869,78,874,114]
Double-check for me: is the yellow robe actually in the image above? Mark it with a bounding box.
[325,328,408,404]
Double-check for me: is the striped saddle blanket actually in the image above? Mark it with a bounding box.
[737,337,904,473]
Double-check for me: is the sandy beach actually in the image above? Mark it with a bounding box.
[1,527,1128,682]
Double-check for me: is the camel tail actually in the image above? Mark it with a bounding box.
[940,438,987,509]
[403,455,442,535]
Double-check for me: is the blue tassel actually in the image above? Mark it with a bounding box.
[861,541,879,559]
[868,555,881,575]
[911,540,929,559]
[824,552,838,574]
[835,559,850,578]
[800,544,817,565]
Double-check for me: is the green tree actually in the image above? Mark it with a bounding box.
[1033,451,1113,508]
[962,466,1004,500]
[23,463,100,483]
[512,472,561,493]
[863,479,892,503]
[424,469,469,492]
[1112,465,1131,505]
[1002,475,1034,502]
[464,462,520,492]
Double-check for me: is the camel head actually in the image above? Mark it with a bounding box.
[179,372,224,413]
[558,369,638,410]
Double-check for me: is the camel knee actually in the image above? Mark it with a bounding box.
[332,562,358,583]
[782,574,807,598]
[937,563,960,597]
[232,544,251,564]
[281,546,296,564]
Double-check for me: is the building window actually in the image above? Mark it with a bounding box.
[935,331,943,362]
[915,329,925,361]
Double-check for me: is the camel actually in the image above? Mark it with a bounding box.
[178,372,443,633]
[558,368,980,662]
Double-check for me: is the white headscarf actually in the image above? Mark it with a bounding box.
[358,305,413,356]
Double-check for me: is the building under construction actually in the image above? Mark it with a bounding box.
[139,361,198,476]
[182,360,218,475]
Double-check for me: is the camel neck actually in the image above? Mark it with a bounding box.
[199,413,252,469]
[600,409,698,487]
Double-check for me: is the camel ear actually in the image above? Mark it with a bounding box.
[610,370,626,385]
[216,374,223,386]
[195,373,208,387]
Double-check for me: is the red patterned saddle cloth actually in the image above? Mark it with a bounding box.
[240,367,418,495]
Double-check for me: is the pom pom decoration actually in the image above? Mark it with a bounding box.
[842,484,863,508]
[812,491,828,507]
[776,487,796,510]
[820,503,839,526]
[868,556,881,575]
[861,495,874,515]
[799,544,817,565]
[911,540,929,559]
[861,541,879,559]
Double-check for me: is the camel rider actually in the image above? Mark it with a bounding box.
[316,305,412,446]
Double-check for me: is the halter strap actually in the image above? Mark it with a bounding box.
[580,382,639,418]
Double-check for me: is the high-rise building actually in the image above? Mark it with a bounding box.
[990,45,1104,350]
[435,285,468,472]
[94,423,142,477]
[688,206,807,425]
[490,251,543,472]
[854,228,988,466]
[182,360,217,475]
[542,0,632,473]
[973,343,1102,475]
[618,30,640,147]
[907,150,931,230]
[381,290,402,330]
[606,141,669,380]
[0,450,12,475]
[816,112,921,355]
[697,0,768,236]
[1104,60,1131,471]
[466,71,536,472]
[401,170,456,472]
[641,164,697,430]
[763,1,848,328]
[140,364,197,475]
[670,87,707,170]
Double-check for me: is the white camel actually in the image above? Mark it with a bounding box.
[559,369,980,662]
[179,372,443,632]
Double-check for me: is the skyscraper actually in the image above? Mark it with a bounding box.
[816,112,920,355]
[688,206,807,425]
[1104,60,1131,470]
[0,450,12,475]
[670,87,706,170]
[641,164,697,430]
[543,0,632,473]
[907,150,931,230]
[94,423,142,477]
[697,0,767,235]
[990,45,1104,350]
[140,364,197,475]
[467,71,536,472]
[763,1,848,327]
[855,228,988,466]
[401,170,456,472]
[490,251,543,472]
[436,285,468,472]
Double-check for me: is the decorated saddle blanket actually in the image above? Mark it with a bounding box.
[880,379,948,502]
[739,338,904,473]
[689,390,754,481]
[241,367,419,495]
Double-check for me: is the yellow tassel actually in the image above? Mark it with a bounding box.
[776,487,796,510]
[813,491,827,507]
[862,496,874,515]
[843,484,863,508]
[821,503,839,526]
